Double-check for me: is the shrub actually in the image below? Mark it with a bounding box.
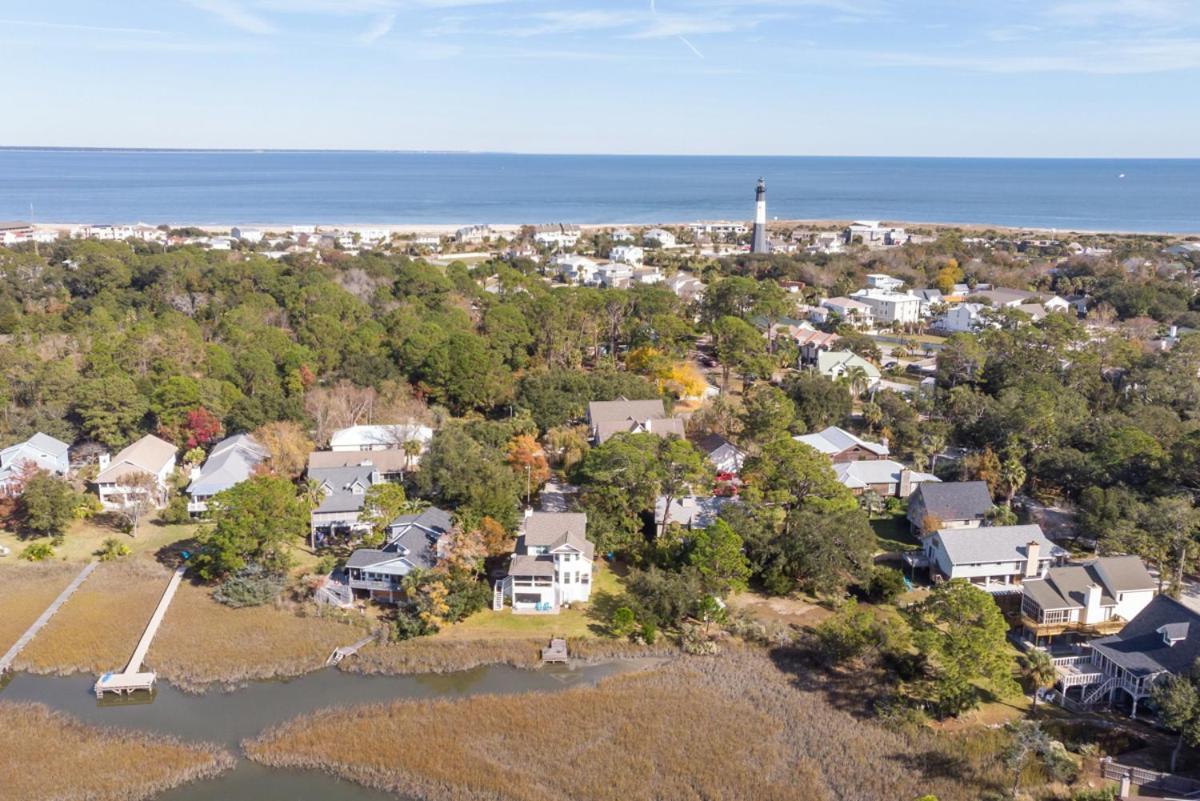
[19,542,55,561]
[1072,786,1117,801]
[212,564,286,608]
[96,537,131,561]
[865,566,907,603]
[610,607,637,638]
[160,494,191,525]
[639,621,658,644]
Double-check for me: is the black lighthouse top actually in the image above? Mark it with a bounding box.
[756,177,766,200]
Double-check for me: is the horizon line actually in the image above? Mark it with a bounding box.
[1,146,1199,161]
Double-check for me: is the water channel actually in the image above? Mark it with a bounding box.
[1,661,644,800]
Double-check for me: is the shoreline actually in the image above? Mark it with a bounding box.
[30,219,1198,238]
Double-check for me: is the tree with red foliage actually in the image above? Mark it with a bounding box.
[182,407,223,449]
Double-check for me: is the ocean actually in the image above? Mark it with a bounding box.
[0,149,1197,233]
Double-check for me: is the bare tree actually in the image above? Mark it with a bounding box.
[113,470,160,538]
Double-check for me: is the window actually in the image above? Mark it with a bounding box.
[581,573,589,584]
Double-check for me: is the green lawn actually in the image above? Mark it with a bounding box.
[0,518,199,567]
[871,513,921,553]
[434,563,624,641]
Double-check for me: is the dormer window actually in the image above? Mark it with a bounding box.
[1158,622,1189,646]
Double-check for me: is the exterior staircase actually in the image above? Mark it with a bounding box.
[1083,676,1119,706]
[492,578,506,611]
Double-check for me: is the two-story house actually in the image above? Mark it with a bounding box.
[920,524,1067,590]
[1020,556,1157,645]
[95,434,177,510]
[308,464,380,547]
[496,511,595,613]
[0,432,71,496]
[907,481,994,535]
[186,434,268,516]
[345,507,453,603]
[586,398,683,444]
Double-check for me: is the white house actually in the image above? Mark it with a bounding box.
[595,262,634,288]
[456,225,493,244]
[631,267,664,285]
[849,289,922,327]
[844,221,909,248]
[95,434,177,510]
[554,255,598,285]
[534,224,582,249]
[643,228,677,248]
[231,227,264,243]
[330,423,434,456]
[0,433,71,496]
[186,434,268,515]
[816,351,881,385]
[820,297,874,329]
[665,273,706,303]
[695,434,746,475]
[497,511,595,613]
[865,273,905,291]
[610,228,635,243]
[920,524,1067,589]
[609,245,644,266]
[935,302,988,333]
[1021,556,1157,643]
[207,236,234,251]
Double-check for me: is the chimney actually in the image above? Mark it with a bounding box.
[898,468,913,498]
[1024,540,1041,579]
[1083,583,1103,625]
[98,452,111,470]
[1170,324,1179,339]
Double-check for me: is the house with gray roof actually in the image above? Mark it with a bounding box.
[1053,595,1200,718]
[833,460,939,498]
[186,434,268,515]
[655,495,736,531]
[695,434,745,475]
[919,524,1067,590]
[496,510,594,613]
[1021,556,1157,644]
[345,507,453,602]
[309,464,380,546]
[587,398,681,444]
[95,434,177,510]
[0,432,70,496]
[907,480,994,534]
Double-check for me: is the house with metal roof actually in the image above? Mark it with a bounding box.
[0,432,70,496]
[794,425,889,463]
[496,510,594,613]
[918,524,1067,590]
[1020,556,1157,644]
[695,434,745,475]
[345,507,453,603]
[1053,595,1200,718]
[186,434,268,515]
[330,423,433,456]
[816,351,881,384]
[907,481,995,534]
[654,495,736,531]
[95,434,177,510]
[833,460,939,498]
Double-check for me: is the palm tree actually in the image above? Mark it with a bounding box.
[1019,649,1057,713]
[402,439,423,475]
[844,365,870,398]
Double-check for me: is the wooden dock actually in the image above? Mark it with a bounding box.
[326,634,376,667]
[0,561,98,674]
[541,637,569,664]
[94,566,186,698]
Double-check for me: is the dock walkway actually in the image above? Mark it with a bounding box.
[326,634,376,666]
[0,561,99,673]
[94,566,186,698]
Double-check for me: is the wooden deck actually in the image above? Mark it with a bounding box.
[326,634,376,666]
[541,637,569,664]
[94,566,185,698]
[0,561,99,674]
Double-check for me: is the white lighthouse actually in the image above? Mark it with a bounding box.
[751,177,769,254]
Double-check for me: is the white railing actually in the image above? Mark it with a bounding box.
[187,500,208,514]
[1051,655,1092,667]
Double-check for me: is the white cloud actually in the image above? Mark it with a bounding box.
[185,0,277,34]
[358,13,396,43]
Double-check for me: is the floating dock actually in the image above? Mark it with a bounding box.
[541,637,569,664]
[0,561,98,674]
[94,566,185,698]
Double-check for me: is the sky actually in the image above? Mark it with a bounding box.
[2,0,1199,157]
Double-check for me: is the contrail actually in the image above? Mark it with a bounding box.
[648,0,704,59]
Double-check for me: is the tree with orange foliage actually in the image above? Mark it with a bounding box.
[475,516,515,558]
[506,434,550,502]
[253,420,314,479]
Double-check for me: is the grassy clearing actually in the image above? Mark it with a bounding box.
[871,512,921,553]
[0,563,79,653]
[148,580,366,691]
[16,559,167,675]
[0,519,198,567]
[0,701,234,801]
[249,649,1011,801]
[434,563,623,641]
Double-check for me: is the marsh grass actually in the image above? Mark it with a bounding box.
[15,559,166,674]
[148,580,366,691]
[0,701,234,801]
[0,563,78,652]
[248,649,1010,801]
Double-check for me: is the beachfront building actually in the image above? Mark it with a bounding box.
[231,227,264,243]
[455,224,494,244]
[95,435,177,510]
[849,288,922,327]
[496,511,595,613]
[534,224,582,249]
[643,228,677,248]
